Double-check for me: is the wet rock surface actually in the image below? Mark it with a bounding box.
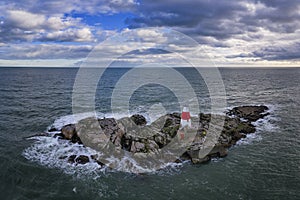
[130,114,147,126]
[46,105,269,166]
[227,105,269,122]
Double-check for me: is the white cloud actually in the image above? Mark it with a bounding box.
[47,16,81,30]
[44,28,94,42]
[7,10,46,29]
[0,9,95,42]
[96,29,117,40]
[134,29,167,43]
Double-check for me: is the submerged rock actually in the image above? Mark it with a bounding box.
[67,155,90,165]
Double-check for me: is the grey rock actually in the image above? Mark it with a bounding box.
[53,105,269,167]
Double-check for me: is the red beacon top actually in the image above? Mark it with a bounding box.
[181,111,191,121]
[181,107,191,128]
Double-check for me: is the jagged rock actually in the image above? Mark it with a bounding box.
[98,118,121,136]
[130,114,147,126]
[110,125,125,147]
[135,142,146,152]
[67,155,76,163]
[154,134,166,148]
[130,141,137,153]
[227,105,269,122]
[121,134,132,151]
[61,124,76,140]
[147,140,160,152]
[209,145,228,158]
[191,156,210,164]
[180,152,192,162]
[160,113,181,138]
[61,124,82,143]
[76,155,89,164]
[50,105,270,167]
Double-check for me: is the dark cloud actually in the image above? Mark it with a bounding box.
[126,0,248,39]
[128,48,170,55]
[227,43,300,61]
[127,0,246,27]
[239,0,300,34]
[226,53,254,59]
[252,43,300,61]
[0,0,138,15]
[126,0,300,40]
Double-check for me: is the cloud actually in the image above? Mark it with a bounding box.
[239,0,300,34]
[126,0,249,38]
[0,44,93,60]
[0,0,300,66]
[0,0,138,15]
[126,0,300,37]
[128,48,170,55]
[131,0,300,65]
[0,9,95,43]
[42,28,94,42]
[252,42,300,61]
[124,0,300,65]
[7,10,46,29]
[0,1,139,43]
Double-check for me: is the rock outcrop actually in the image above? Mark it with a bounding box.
[47,105,269,166]
[227,105,269,122]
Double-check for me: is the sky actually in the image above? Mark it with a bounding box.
[0,0,299,67]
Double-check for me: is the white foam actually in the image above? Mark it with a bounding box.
[23,135,185,175]
[252,105,280,133]
[236,133,262,145]
[236,104,280,145]
[49,112,99,131]
[49,109,178,132]
[48,112,131,131]
[106,155,156,174]
[225,104,280,132]
[103,152,186,174]
[27,104,280,176]
[23,136,106,177]
[211,157,224,162]
[34,111,185,175]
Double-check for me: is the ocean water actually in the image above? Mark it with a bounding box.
[0,67,299,199]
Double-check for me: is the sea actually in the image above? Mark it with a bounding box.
[0,67,299,200]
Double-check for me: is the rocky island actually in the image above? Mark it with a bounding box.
[46,105,269,169]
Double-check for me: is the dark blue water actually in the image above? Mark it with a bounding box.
[0,67,299,199]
